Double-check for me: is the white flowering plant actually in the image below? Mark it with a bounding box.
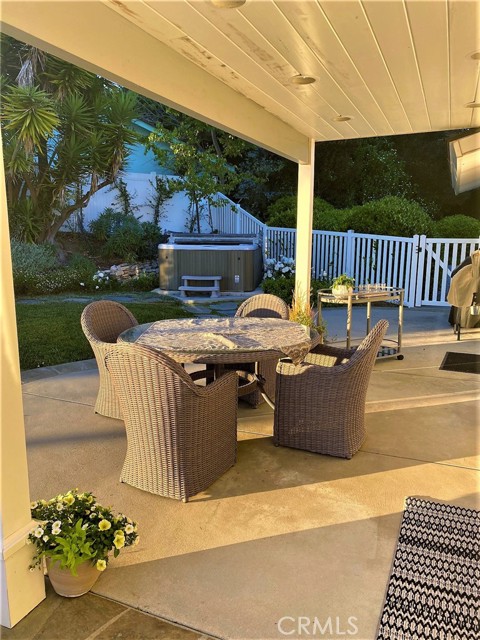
[263,256,295,280]
[27,489,139,575]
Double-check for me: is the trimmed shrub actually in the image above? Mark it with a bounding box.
[90,208,163,262]
[261,275,296,305]
[136,221,165,261]
[266,195,348,231]
[11,241,59,294]
[11,240,58,274]
[345,196,434,237]
[103,218,145,262]
[261,275,331,306]
[433,215,480,239]
[89,208,134,241]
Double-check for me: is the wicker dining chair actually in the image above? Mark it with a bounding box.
[81,300,138,419]
[105,343,238,502]
[273,319,389,459]
[234,294,290,407]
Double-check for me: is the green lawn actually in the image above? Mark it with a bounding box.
[16,297,193,371]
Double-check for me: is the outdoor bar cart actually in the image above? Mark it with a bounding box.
[317,286,404,360]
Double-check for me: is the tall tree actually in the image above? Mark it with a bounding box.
[1,35,138,243]
[145,107,249,232]
[140,99,285,228]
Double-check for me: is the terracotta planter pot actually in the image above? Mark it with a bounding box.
[46,558,101,597]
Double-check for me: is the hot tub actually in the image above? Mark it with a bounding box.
[158,238,263,293]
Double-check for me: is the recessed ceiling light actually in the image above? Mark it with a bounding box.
[465,101,480,108]
[333,115,352,122]
[210,0,246,7]
[290,74,316,85]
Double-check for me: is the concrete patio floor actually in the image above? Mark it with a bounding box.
[5,308,480,640]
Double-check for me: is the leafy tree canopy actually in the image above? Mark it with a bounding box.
[1,34,138,243]
[139,98,285,227]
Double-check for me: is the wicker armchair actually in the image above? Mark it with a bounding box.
[273,320,389,459]
[235,294,290,407]
[81,300,138,419]
[105,343,238,502]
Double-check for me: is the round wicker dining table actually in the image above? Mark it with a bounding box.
[118,317,320,406]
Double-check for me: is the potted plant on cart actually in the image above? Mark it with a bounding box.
[331,274,355,298]
[27,489,139,597]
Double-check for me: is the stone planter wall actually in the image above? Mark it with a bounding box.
[107,261,159,281]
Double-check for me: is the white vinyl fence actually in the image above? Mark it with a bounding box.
[212,198,480,308]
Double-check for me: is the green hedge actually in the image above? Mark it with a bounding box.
[433,215,480,239]
[261,275,331,306]
[345,196,434,237]
[265,194,434,236]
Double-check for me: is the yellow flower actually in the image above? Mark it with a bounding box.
[96,559,107,572]
[113,533,125,549]
[98,520,111,531]
[63,494,75,506]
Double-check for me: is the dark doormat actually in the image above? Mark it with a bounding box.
[440,351,480,374]
[377,497,480,640]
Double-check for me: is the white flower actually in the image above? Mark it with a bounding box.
[82,523,89,530]
[30,501,38,509]
[133,536,140,545]
[98,272,104,278]
[125,524,134,534]
[43,535,49,542]
[33,527,44,538]
[56,503,64,511]
[89,513,97,519]
[80,282,85,287]
[95,286,99,290]
[53,520,62,529]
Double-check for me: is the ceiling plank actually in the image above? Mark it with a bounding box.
[361,0,430,133]
[0,0,311,163]
[404,0,450,131]
[448,0,480,129]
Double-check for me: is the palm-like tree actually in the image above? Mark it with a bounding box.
[1,35,138,243]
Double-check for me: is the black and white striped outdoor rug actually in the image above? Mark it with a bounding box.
[377,497,479,640]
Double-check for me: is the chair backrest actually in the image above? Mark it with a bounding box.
[81,300,138,345]
[347,320,389,370]
[235,294,289,319]
[106,342,199,397]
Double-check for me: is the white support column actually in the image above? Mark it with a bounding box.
[294,139,316,304]
[0,138,46,627]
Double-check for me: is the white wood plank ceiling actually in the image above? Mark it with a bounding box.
[1,0,479,161]
[101,0,480,140]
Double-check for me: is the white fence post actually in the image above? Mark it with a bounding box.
[415,235,427,307]
[344,229,354,275]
